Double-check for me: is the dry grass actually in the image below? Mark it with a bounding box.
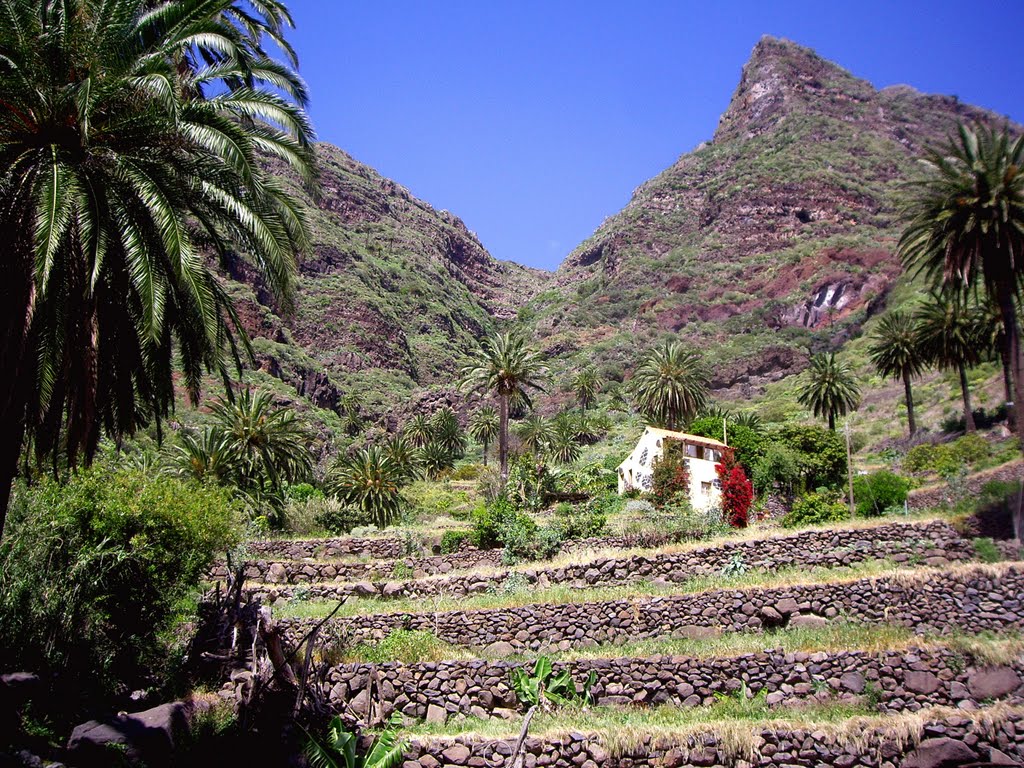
[275,559,1024,622]
[400,702,1024,760]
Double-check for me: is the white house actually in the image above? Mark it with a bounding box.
[617,427,727,510]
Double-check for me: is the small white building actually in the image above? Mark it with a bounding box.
[617,427,727,510]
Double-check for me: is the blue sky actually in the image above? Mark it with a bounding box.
[285,1,1024,271]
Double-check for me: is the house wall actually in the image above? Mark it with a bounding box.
[617,428,723,510]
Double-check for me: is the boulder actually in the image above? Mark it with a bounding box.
[967,667,1021,700]
[904,671,941,695]
[67,702,190,768]
[351,582,378,597]
[900,737,977,768]
[788,613,828,629]
[425,704,447,724]
[485,641,516,657]
[266,562,288,584]
[441,744,471,764]
[775,597,800,616]
[382,582,405,598]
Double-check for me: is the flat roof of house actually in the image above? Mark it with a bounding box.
[644,427,728,449]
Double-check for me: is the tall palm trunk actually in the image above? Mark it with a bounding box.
[828,411,835,431]
[958,363,976,433]
[498,393,510,481]
[482,438,489,467]
[996,287,1024,446]
[903,371,917,436]
[0,238,35,543]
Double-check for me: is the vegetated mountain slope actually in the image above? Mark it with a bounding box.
[223,143,548,424]
[533,36,1013,398]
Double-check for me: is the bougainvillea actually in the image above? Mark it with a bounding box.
[717,448,753,528]
[651,443,689,509]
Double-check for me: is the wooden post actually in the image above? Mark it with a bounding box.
[844,419,855,517]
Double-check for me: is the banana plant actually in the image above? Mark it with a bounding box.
[303,714,407,768]
[509,656,596,710]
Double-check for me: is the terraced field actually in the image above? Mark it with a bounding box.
[229,513,1024,767]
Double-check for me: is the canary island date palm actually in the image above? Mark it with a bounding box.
[327,447,404,529]
[868,311,926,436]
[460,333,548,480]
[468,406,499,466]
[0,0,315,540]
[630,342,710,431]
[797,353,861,431]
[168,427,238,486]
[571,367,601,412]
[209,390,314,499]
[403,414,433,448]
[898,123,1024,445]
[516,414,555,455]
[914,293,985,432]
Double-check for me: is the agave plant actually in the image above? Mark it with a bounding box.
[509,656,596,711]
[303,714,406,768]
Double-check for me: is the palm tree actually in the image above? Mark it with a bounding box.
[516,414,555,455]
[0,0,314,540]
[797,353,861,431]
[210,390,314,497]
[460,333,548,480]
[898,124,1024,444]
[385,435,422,484]
[429,407,466,460]
[630,341,710,431]
[914,293,985,432]
[403,414,433,448]
[168,427,238,486]
[977,293,1018,420]
[340,394,364,437]
[571,367,601,412]
[327,447,404,529]
[419,441,456,480]
[548,418,582,465]
[468,406,499,466]
[868,311,926,436]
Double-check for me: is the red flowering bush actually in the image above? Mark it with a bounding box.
[717,448,753,528]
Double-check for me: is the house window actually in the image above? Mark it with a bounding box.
[640,473,653,490]
[639,448,649,466]
[685,444,699,459]
[701,481,712,496]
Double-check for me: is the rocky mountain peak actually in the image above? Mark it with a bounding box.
[714,36,876,144]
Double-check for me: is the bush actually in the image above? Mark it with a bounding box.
[439,529,472,554]
[450,463,483,481]
[776,425,847,490]
[782,491,849,528]
[650,444,689,509]
[311,497,369,535]
[349,629,454,664]
[470,496,519,549]
[752,442,802,496]
[688,418,766,474]
[717,449,753,528]
[285,482,322,503]
[951,434,991,465]
[0,466,242,718]
[902,443,962,479]
[553,500,608,540]
[852,470,910,517]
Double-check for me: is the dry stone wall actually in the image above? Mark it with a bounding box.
[249,536,410,560]
[909,459,1024,510]
[211,548,502,585]
[282,565,1024,651]
[399,709,1024,768]
[325,647,1024,723]
[254,520,971,603]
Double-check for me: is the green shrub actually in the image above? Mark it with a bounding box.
[851,470,910,517]
[951,434,990,465]
[0,466,242,718]
[650,443,689,509]
[782,491,849,528]
[285,482,322,503]
[350,629,454,664]
[312,497,369,535]
[902,443,963,478]
[752,442,802,495]
[439,530,472,554]
[450,463,483,481]
[554,501,607,540]
[470,496,519,549]
[687,417,766,473]
[776,425,847,490]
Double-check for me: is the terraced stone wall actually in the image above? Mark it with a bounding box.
[283,566,1024,651]
[212,548,503,585]
[325,648,1024,723]
[256,520,971,602]
[399,710,1024,768]
[249,536,410,560]
[909,459,1024,510]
